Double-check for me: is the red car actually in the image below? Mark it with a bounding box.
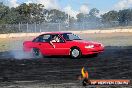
[23,32,104,59]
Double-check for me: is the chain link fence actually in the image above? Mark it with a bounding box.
[1,21,131,34]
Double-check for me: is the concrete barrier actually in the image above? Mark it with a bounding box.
[0,29,132,38]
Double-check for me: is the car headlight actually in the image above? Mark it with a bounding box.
[85,45,94,48]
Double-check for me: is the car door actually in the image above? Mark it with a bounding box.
[51,35,70,55]
[32,34,54,55]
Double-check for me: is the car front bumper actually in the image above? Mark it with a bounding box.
[82,47,104,55]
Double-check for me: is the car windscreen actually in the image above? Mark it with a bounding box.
[61,33,82,41]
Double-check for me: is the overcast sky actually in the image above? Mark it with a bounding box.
[2,0,132,18]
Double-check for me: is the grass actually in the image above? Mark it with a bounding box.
[79,32,132,46]
[0,32,132,52]
[0,37,33,52]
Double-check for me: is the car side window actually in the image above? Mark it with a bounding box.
[61,34,70,40]
[32,37,39,42]
[59,36,65,43]
[50,34,64,43]
[33,34,51,42]
[42,35,51,42]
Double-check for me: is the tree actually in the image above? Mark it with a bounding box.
[15,3,44,23]
[0,2,10,24]
[87,8,100,22]
[89,8,99,17]
[118,9,132,26]
[76,8,100,22]
[15,3,31,23]
[4,7,20,24]
[101,10,118,23]
[28,3,44,23]
[48,9,67,22]
[76,13,86,22]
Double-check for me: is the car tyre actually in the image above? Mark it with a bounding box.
[31,48,43,59]
[70,47,81,59]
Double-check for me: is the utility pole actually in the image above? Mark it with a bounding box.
[67,0,70,30]
[68,10,70,29]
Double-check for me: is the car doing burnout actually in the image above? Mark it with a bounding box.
[23,32,104,59]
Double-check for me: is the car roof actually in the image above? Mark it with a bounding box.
[40,32,72,35]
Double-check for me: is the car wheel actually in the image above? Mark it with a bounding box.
[70,47,81,59]
[31,48,43,59]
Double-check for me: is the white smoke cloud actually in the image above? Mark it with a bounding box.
[64,5,79,19]
[64,4,89,18]
[114,0,132,10]
[28,0,60,9]
[25,0,33,4]
[80,4,89,14]
[5,0,19,7]
[2,0,59,9]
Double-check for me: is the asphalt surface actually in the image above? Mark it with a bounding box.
[0,46,132,84]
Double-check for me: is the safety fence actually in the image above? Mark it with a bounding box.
[1,22,132,34]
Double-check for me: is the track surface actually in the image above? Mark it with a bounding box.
[0,46,132,85]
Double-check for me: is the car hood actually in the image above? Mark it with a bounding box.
[73,40,101,45]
